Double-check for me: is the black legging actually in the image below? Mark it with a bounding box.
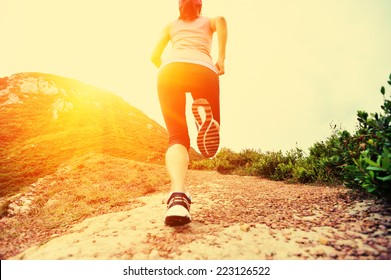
[158,62,220,150]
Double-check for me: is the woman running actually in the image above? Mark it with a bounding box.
[151,0,228,226]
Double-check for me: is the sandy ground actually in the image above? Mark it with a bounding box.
[10,171,391,260]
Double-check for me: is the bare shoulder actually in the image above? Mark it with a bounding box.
[209,16,226,32]
[158,21,173,41]
[163,22,173,34]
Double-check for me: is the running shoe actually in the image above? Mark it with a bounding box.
[165,192,191,226]
[192,98,220,158]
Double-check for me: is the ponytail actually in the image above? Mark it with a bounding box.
[179,0,202,21]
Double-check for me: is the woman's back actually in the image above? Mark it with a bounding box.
[165,16,217,73]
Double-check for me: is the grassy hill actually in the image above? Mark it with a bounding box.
[0,72,169,196]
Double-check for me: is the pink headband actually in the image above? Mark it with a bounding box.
[179,0,202,7]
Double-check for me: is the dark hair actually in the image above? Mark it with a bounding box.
[179,0,202,21]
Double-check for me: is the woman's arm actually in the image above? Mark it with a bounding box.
[150,23,171,68]
[210,16,227,75]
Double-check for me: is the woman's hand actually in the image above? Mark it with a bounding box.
[211,16,227,76]
[215,58,225,75]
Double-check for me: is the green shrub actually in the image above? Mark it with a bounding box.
[248,151,284,178]
[343,74,391,198]
[274,161,295,181]
[305,126,350,184]
[190,158,216,170]
[213,148,242,174]
[189,75,390,201]
[292,159,317,183]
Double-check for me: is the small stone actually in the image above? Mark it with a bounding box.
[252,248,261,255]
[265,254,274,260]
[121,254,132,260]
[319,238,329,245]
[240,224,251,232]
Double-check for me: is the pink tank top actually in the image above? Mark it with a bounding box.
[162,16,218,74]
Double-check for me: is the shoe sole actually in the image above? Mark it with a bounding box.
[192,98,220,158]
[165,216,191,226]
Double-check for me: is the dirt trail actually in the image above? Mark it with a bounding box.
[10,171,390,260]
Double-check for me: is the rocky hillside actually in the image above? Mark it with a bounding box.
[0,73,168,196]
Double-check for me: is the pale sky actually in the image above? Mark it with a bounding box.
[2,0,391,153]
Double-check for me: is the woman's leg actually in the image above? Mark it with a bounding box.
[157,64,191,193]
[158,71,192,225]
[165,144,189,193]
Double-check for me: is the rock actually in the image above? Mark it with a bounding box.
[3,93,23,105]
[51,98,74,119]
[251,248,261,255]
[0,199,10,216]
[121,254,133,260]
[20,205,31,214]
[265,255,274,260]
[240,224,251,232]
[44,199,60,209]
[319,238,329,245]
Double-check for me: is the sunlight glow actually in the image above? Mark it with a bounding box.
[2,0,391,152]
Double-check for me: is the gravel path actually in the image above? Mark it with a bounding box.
[10,170,391,260]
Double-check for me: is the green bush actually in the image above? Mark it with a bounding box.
[273,148,305,181]
[189,74,391,200]
[343,74,391,198]
[190,158,216,170]
[303,125,351,184]
[190,148,254,174]
[248,151,285,178]
[292,159,317,183]
[191,147,305,181]
[213,148,242,174]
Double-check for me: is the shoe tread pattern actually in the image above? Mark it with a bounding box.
[192,98,220,158]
